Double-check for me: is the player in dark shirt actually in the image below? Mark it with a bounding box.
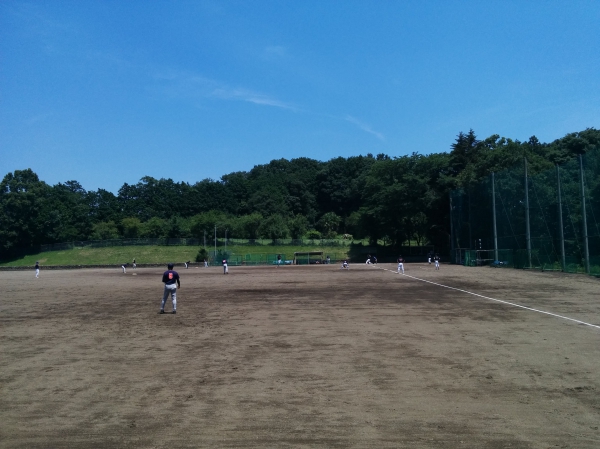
[160,263,181,314]
[397,256,405,274]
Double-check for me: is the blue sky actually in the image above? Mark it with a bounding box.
[1,1,599,193]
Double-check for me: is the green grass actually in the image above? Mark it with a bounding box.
[0,244,351,267]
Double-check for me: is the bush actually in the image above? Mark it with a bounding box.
[195,247,208,263]
[306,230,321,239]
[91,221,119,240]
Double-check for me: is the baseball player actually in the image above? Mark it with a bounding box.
[121,263,128,273]
[397,255,405,274]
[185,260,190,269]
[35,261,40,278]
[204,259,208,268]
[434,254,441,270]
[160,263,180,314]
[366,254,372,264]
[277,254,282,267]
[222,258,228,274]
[132,258,136,269]
[341,260,349,269]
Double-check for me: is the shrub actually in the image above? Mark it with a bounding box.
[195,247,208,262]
[306,230,321,239]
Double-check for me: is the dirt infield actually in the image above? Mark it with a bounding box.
[2,263,599,448]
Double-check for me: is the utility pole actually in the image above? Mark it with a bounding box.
[579,155,590,274]
[492,172,498,262]
[556,165,566,271]
[449,193,455,263]
[524,157,532,268]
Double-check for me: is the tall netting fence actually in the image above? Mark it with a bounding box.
[450,148,600,276]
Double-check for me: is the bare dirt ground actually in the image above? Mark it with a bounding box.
[1,263,600,448]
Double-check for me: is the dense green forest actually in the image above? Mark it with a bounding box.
[1,128,598,258]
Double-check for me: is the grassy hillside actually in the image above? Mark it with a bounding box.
[0,244,351,267]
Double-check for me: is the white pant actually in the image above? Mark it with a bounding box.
[397,263,404,273]
[35,269,39,278]
[223,264,228,274]
[435,261,440,269]
[161,284,177,310]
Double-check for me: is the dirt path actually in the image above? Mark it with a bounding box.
[1,263,599,448]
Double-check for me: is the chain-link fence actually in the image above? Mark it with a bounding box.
[37,238,355,253]
[209,251,347,266]
[450,148,600,276]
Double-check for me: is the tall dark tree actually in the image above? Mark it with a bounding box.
[0,169,52,252]
[2,127,597,257]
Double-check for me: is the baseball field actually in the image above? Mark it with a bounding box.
[2,263,599,448]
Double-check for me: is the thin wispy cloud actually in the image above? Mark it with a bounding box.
[262,45,288,61]
[211,87,297,110]
[25,113,53,126]
[152,69,297,111]
[344,115,385,141]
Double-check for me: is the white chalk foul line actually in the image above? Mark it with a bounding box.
[376,266,600,330]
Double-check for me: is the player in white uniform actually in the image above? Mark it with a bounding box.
[121,263,128,273]
[222,258,228,274]
[434,254,440,270]
[35,261,40,278]
[341,260,349,269]
[397,256,405,274]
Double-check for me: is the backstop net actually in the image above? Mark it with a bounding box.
[450,147,600,276]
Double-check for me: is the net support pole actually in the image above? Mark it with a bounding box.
[579,154,590,274]
[492,172,498,262]
[468,192,472,250]
[449,192,455,263]
[524,157,532,268]
[556,165,566,271]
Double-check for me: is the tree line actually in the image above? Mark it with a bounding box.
[1,128,598,258]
